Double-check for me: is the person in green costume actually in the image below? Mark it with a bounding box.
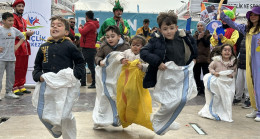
[96,0,130,48]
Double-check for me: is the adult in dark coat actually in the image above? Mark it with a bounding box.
[193,21,211,95]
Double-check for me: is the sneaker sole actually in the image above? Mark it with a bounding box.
[5,96,19,99]
[242,106,251,109]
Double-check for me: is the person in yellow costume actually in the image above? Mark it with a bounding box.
[210,10,239,51]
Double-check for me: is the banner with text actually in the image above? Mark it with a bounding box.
[67,10,198,36]
[24,0,51,85]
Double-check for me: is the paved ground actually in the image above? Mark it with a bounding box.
[0,78,259,138]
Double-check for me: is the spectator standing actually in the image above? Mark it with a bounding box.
[193,21,211,95]
[12,0,34,95]
[96,0,130,47]
[78,11,99,88]
[136,19,152,41]
[0,12,25,100]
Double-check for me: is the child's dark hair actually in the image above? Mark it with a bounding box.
[220,44,237,66]
[2,12,13,20]
[157,11,178,28]
[130,35,147,46]
[85,11,94,20]
[50,16,70,31]
[105,25,121,35]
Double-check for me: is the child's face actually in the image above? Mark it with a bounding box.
[105,30,121,47]
[221,46,232,60]
[250,13,260,24]
[131,39,143,55]
[159,22,177,40]
[3,17,14,28]
[50,19,69,41]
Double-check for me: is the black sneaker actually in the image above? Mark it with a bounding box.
[21,90,31,94]
[233,99,241,104]
[242,98,251,109]
[88,84,96,88]
[14,92,24,96]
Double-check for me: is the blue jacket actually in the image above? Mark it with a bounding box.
[140,29,197,88]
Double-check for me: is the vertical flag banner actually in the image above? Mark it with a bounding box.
[23,0,51,85]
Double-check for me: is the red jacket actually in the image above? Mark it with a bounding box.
[13,13,31,56]
[70,28,75,37]
[78,20,99,49]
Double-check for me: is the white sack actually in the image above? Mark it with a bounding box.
[32,68,80,139]
[151,61,197,135]
[92,52,122,127]
[198,70,235,122]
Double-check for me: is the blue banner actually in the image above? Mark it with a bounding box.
[67,10,198,36]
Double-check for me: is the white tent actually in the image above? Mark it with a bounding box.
[74,0,113,11]
[176,0,260,23]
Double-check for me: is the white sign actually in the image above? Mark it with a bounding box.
[23,0,51,85]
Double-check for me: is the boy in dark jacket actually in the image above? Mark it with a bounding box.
[33,16,85,82]
[32,16,85,138]
[140,11,197,88]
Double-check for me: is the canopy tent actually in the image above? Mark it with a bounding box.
[74,0,114,12]
[52,0,78,16]
[0,0,77,17]
[176,0,260,23]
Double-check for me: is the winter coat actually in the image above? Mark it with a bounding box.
[136,26,152,41]
[78,20,99,49]
[193,30,211,63]
[116,49,148,72]
[13,13,31,56]
[95,38,130,65]
[140,29,197,88]
[32,37,85,82]
[237,37,246,69]
[209,55,237,77]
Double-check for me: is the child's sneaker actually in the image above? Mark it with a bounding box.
[242,98,251,109]
[255,116,260,122]
[5,92,20,99]
[246,110,257,118]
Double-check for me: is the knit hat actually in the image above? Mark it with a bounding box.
[246,6,260,20]
[223,10,235,21]
[113,0,123,12]
[12,0,25,7]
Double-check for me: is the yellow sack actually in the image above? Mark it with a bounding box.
[117,59,153,130]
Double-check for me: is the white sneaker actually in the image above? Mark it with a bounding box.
[255,116,260,122]
[0,95,2,101]
[4,92,20,99]
[246,110,257,118]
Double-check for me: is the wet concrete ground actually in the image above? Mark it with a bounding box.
[0,76,259,138]
[0,87,205,117]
